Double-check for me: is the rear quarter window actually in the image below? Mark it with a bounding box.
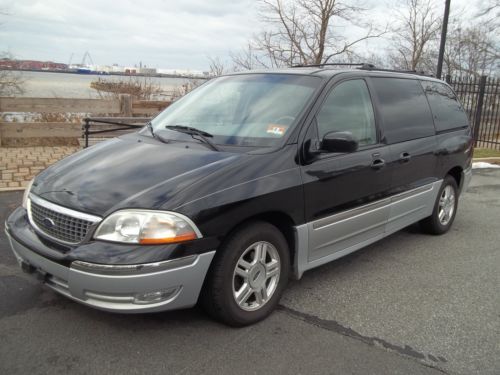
[371,78,435,144]
[420,80,469,132]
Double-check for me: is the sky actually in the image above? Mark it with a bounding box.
[0,0,486,71]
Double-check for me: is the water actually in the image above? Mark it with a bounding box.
[16,71,200,100]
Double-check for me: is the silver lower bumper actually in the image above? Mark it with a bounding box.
[6,230,215,313]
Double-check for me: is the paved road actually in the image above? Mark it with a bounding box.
[1,170,499,375]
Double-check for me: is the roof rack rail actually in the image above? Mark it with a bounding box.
[358,65,433,76]
[292,62,375,69]
[292,62,434,77]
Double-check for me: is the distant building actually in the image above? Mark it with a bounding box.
[139,67,157,75]
[0,58,207,78]
[0,59,67,70]
[124,67,137,75]
[111,65,125,73]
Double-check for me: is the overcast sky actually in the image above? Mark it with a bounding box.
[0,0,485,71]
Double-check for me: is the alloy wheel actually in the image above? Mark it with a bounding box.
[438,185,456,226]
[232,241,281,311]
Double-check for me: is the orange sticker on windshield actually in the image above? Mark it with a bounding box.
[266,124,287,136]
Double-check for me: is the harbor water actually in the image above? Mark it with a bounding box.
[15,71,202,99]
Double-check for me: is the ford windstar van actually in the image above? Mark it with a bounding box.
[5,65,473,326]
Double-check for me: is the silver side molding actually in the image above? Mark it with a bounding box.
[292,180,442,280]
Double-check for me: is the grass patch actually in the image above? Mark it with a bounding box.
[474,148,500,158]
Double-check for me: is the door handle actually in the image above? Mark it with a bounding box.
[371,158,386,169]
[399,152,411,163]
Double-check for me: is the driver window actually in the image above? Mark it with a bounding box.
[316,79,377,146]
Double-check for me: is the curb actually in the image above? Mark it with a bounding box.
[473,158,500,166]
[473,157,500,162]
[0,187,26,193]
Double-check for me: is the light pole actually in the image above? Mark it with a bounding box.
[436,0,451,79]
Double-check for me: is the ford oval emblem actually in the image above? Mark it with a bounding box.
[42,217,56,229]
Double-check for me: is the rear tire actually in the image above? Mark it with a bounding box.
[200,221,290,327]
[420,175,458,235]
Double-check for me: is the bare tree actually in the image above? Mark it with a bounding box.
[443,23,499,77]
[479,0,500,13]
[207,56,227,77]
[477,0,499,24]
[236,0,386,69]
[389,0,441,71]
[90,76,164,100]
[1,10,26,96]
[0,53,25,96]
[0,70,25,96]
[348,51,390,68]
[230,43,271,71]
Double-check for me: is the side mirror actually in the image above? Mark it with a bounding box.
[321,131,358,153]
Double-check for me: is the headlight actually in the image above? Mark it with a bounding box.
[22,179,35,209]
[94,210,202,244]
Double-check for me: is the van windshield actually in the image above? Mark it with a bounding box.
[151,74,320,147]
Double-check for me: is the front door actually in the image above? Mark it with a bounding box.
[300,78,393,262]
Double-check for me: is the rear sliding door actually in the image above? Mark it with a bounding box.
[368,77,439,232]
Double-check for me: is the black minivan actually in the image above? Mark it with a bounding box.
[5,65,473,326]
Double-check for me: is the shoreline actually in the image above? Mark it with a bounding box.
[0,68,209,80]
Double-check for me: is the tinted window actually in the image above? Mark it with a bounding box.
[421,81,468,131]
[371,78,435,144]
[316,80,377,146]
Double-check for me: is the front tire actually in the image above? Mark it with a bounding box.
[420,175,458,235]
[200,221,290,326]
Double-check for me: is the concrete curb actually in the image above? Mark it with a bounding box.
[0,187,26,193]
[473,157,500,163]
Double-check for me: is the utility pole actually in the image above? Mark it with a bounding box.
[436,0,451,79]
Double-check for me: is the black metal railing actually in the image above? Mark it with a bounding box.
[82,117,151,148]
[446,75,500,150]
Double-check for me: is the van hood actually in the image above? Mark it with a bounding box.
[32,136,242,216]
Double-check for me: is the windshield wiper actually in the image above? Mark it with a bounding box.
[165,125,219,151]
[147,122,170,144]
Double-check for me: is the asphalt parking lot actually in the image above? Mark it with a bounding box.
[1,169,499,375]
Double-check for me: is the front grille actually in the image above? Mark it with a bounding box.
[29,198,96,244]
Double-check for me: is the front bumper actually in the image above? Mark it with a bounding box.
[5,227,215,313]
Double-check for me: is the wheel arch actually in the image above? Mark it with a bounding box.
[220,211,297,269]
[446,166,463,189]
